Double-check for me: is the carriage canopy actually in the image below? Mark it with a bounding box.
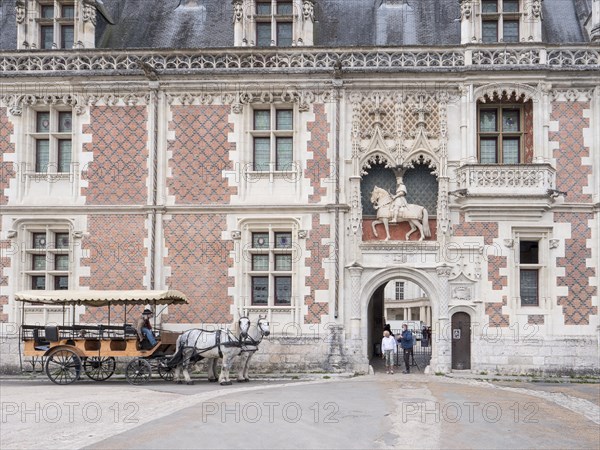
[14,290,188,307]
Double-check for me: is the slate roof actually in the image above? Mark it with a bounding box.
[0,0,594,51]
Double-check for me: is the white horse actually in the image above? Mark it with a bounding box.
[236,316,270,382]
[172,316,250,386]
[370,186,431,241]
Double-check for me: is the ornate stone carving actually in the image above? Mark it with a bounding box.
[302,0,315,22]
[549,239,559,249]
[232,0,244,23]
[297,230,308,239]
[231,231,241,240]
[526,0,543,20]
[82,3,97,25]
[460,0,472,20]
[504,239,515,248]
[452,286,472,301]
[436,264,453,278]
[15,1,26,24]
[370,184,431,241]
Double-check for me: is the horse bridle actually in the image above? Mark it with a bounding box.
[242,319,269,348]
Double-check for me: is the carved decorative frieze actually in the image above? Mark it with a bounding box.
[0,91,149,115]
[550,88,595,102]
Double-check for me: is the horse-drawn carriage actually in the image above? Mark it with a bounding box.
[17,289,271,386]
[17,289,187,385]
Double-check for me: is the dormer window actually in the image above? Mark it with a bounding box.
[17,0,100,50]
[37,1,75,49]
[233,0,314,47]
[255,1,293,46]
[481,0,520,43]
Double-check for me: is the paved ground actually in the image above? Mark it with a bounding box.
[1,371,598,449]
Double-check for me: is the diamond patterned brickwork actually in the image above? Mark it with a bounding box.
[453,214,506,291]
[79,214,147,323]
[528,315,545,325]
[164,214,233,324]
[168,106,237,204]
[486,296,509,328]
[550,101,592,203]
[306,104,331,203]
[0,108,15,206]
[555,212,597,325]
[304,214,331,324]
[82,106,148,205]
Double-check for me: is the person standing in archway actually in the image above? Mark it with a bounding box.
[398,323,414,374]
[381,330,397,374]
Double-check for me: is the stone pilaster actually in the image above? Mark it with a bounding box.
[435,264,452,372]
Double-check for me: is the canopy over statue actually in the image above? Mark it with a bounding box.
[370,185,431,241]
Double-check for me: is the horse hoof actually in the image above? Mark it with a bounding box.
[237,379,245,383]
[176,380,183,384]
[244,378,250,382]
[186,381,195,385]
[220,381,232,386]
[208,378,218,383]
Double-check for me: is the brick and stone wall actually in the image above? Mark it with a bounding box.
[0,108,15,206]
[82,106,148,205]
[164,214,233,324]
[168,105,237,204]
[306,104,331,203]
[80,214,147,323]
[304,214,330,324]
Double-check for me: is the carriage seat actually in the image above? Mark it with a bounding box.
[44,325,60,343]
[33,328,50,351]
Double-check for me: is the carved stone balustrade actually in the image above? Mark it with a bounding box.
[0,45,597,77]
[456,163,556,197]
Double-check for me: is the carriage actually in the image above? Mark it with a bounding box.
[16,290,188,385]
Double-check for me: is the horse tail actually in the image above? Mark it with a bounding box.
[422,207,431,237]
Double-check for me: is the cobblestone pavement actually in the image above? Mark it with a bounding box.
[1,373,599,449]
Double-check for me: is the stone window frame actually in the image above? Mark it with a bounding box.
[247,103,299,178]
[26,105,74,178]
[510,228,552,310]
[239,219,301,310]
[477,102,525,163]
[17,222,75,292]
[35,0,76,49]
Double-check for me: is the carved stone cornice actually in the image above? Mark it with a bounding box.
[550,88,595,102]
[0,92,149,115]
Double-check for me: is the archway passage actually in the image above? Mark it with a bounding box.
[451,312,471,370]
[368,278,432,373]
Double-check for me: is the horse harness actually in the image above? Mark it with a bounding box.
[181,328,243,360]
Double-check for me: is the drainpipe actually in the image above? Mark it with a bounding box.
[149,80,160,291]
[333,75,343,319]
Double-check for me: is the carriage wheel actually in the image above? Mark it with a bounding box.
[45,349,82,385]
[158,360,175,382]
[84,357,116,381]
[126,359,152,385]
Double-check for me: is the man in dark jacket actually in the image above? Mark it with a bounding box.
[398,324,413,373]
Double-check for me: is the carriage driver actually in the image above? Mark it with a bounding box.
[136,308,157,346]
[391,182,408,222]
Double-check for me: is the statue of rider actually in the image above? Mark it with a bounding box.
[391,180,408,222]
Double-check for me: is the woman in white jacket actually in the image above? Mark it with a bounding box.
[381,330,397,374]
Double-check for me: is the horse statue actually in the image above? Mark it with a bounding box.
[370,186,431,241]
[236,316,270,383]
[172,316,251,386]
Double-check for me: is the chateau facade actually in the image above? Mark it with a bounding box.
[1,0,599,374]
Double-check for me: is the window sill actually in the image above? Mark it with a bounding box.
[26,172,72,181]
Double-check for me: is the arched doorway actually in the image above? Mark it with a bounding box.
[451,312,471,370]
[360,267,439,372]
